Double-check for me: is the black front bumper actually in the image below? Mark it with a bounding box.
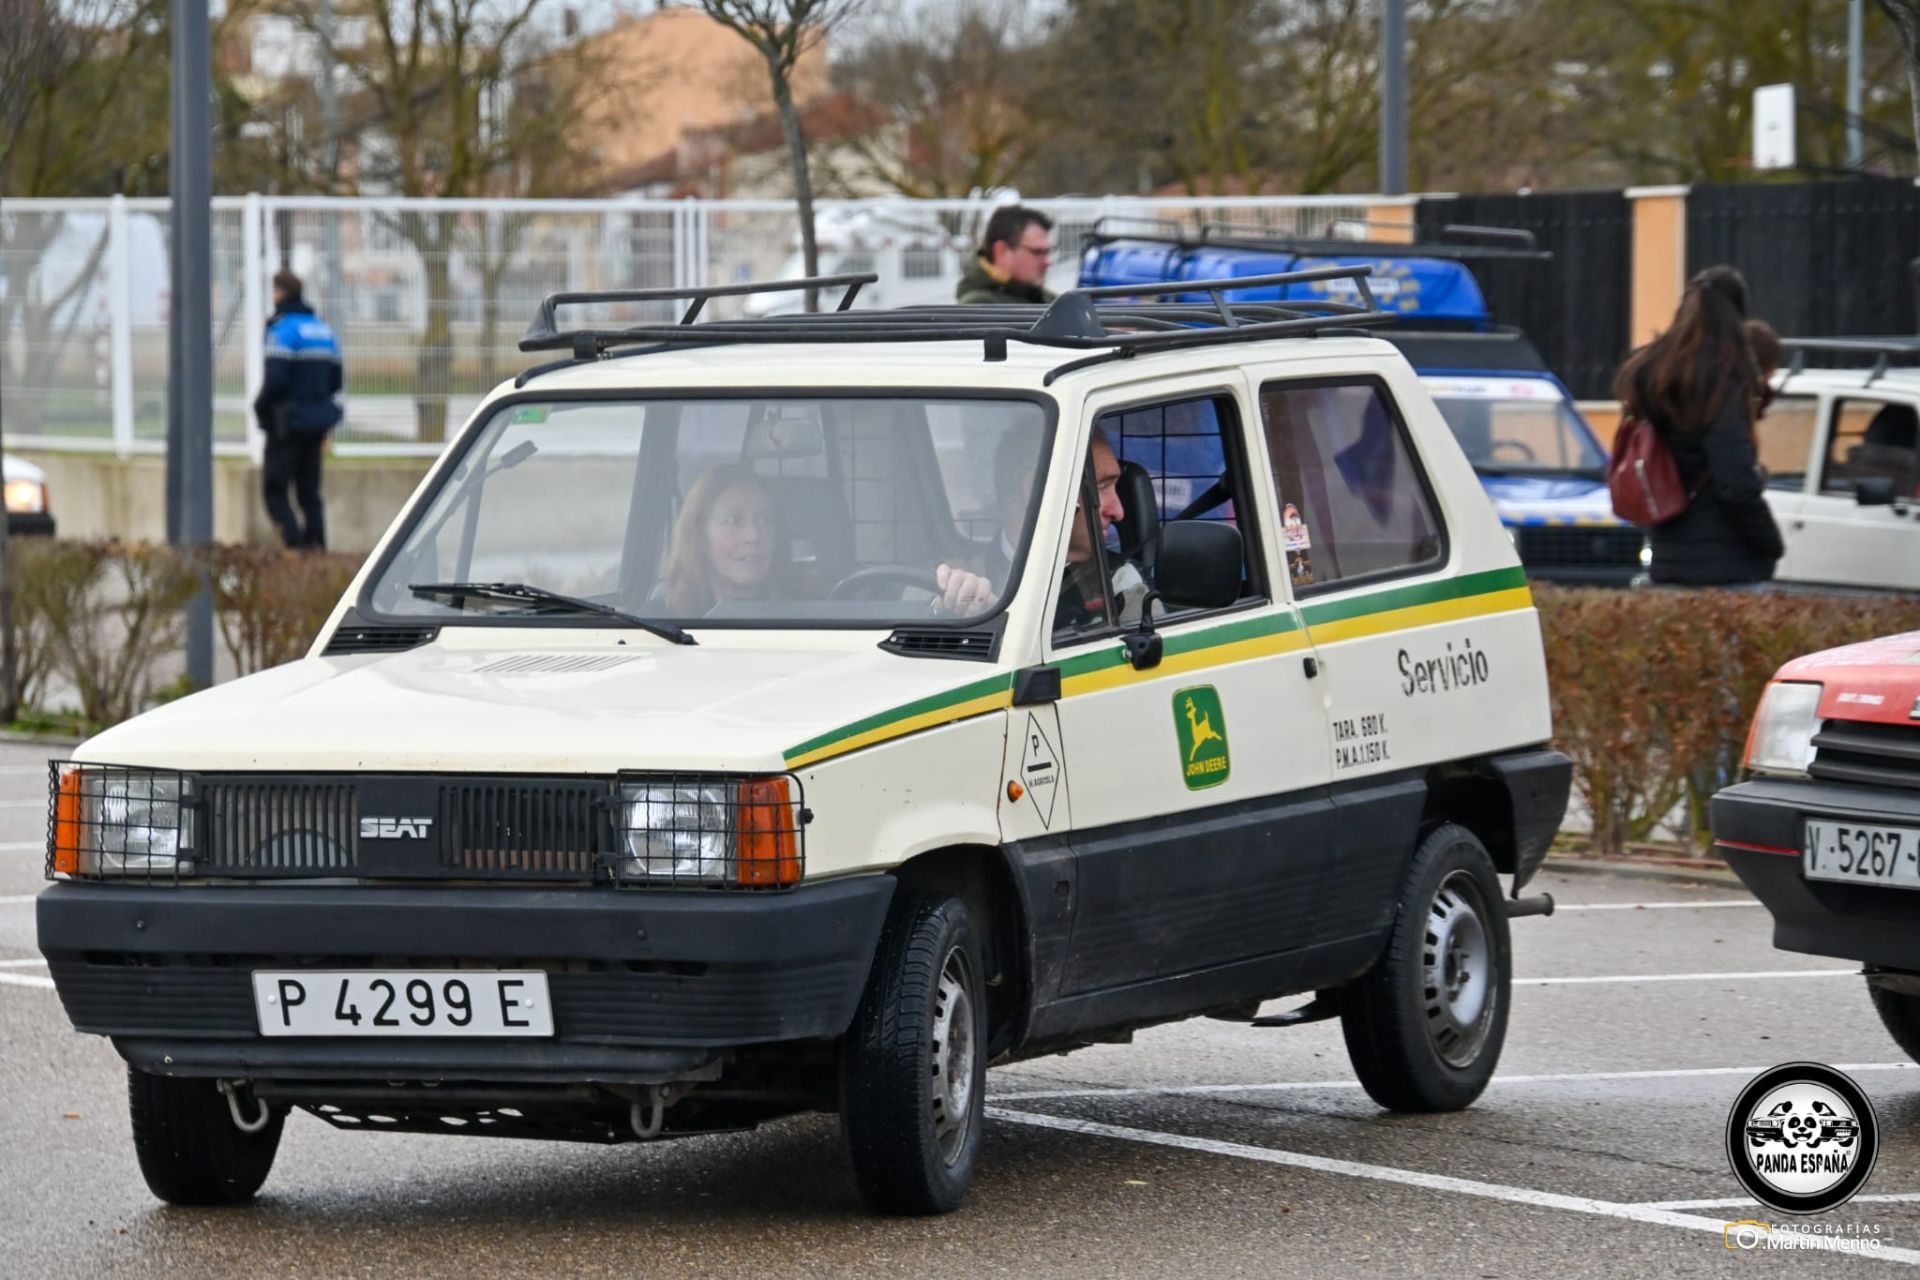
[37,876,895,1082]
[1711,777,1920,972]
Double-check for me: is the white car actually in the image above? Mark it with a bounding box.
[3,453,54,536]
[38,270,1569,1215]
[1761,340,1920,593]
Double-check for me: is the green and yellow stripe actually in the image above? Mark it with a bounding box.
[783,565,1534,769]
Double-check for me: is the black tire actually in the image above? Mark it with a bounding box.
[1868,980,1920,1062]
[128,1069,284,1205]
[840,892,987,1215]
[1340,823,1512,1112]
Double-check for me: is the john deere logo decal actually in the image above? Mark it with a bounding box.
[1175,685,1230,790]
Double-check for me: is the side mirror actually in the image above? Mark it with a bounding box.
[1856,476,1897,507]
[1152,520,1243,611]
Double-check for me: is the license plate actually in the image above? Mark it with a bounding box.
[1803,820,1920,889]
[252,971,554,1037]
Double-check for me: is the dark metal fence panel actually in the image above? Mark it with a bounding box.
[1687,178,1920,340]
[1415,191,1632,399]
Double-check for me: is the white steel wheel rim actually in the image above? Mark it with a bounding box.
[929,944,977,1166]
[1423,870,1495,1070]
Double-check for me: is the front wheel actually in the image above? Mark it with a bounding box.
[129,1069,284,1205]
[840,892,987,1215]
[1868,979,1920,1062]
[1339,823,1512,1112]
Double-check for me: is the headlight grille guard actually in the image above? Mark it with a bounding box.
[45,763,809,891]
[47,761,198,882]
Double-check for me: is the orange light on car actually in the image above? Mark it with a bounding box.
[52,769,84,875]
[736,776,800,887]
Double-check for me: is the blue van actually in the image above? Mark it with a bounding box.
[1080,224,1647,585]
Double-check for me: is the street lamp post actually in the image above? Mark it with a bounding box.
[169,0,214,689]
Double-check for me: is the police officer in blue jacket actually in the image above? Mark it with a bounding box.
[254,270,343,549]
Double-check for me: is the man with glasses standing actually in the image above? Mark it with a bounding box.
[957,206,1056,305]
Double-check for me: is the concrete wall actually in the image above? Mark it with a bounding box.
[16,450,435,553]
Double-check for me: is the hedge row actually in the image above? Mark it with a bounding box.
[3,545,1917,856]
[1537,585,1920,854]
[3,541,359,733]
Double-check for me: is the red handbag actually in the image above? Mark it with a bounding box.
[1608,413,1692,526]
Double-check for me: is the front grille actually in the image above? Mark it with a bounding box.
[1810,720,1920,790]
[50,767,806,890]
[202,779,359,874]
[438,781,606,878]
[1514,525,1645,568]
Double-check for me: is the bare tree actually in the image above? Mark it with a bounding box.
[692,0,862,311]
[1885,0,1920,167]
[834,0,1047,198]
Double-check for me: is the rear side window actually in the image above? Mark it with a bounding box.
[1821,397,1919,498]
[1258,380,1443,592]
[1758,394,1817,490]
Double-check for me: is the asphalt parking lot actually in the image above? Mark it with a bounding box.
[2,738,1915,1277]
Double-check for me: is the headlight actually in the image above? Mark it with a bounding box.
[1638,542,1653,567]
[611,776,803,887]
[4,479,45,514]
[52,766,195,878]
[1744,682,1823,778]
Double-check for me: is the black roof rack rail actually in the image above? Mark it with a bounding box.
[1083,215,1549,261]
[514,264,1394,386]
[522,274,881,354]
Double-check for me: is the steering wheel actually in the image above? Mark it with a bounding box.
[1489,439,1538,464]
[827,564,943,601]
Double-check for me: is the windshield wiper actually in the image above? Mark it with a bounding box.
[408,582,694,646]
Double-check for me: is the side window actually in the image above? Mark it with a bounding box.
[1051,394,1261,644]
[1821,398,1919,497]
[1759,394,1818,489]
[1258,380,1443,591]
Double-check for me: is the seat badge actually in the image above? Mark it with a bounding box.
[360,816,434,840]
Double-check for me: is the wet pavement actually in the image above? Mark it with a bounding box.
[2,739,1914,1277]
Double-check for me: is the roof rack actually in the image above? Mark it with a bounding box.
[516,265,1394,388]
[1781,336,1920,388]
[1084,216,1550,261]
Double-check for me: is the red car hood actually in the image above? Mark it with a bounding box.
[1778,631,1920,727]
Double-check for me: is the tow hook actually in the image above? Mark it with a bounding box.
[628,1083,678,1140]
[218,1080,274,1133]
[1506,893,1555,919]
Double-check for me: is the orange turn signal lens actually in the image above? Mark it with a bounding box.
[736,776,800,887]
[53,769,84,875]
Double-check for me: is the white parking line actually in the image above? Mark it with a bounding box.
[987,1108,1920,1264]
[0,799,44,810]
[0,841,44,853]
[990,1062,1920,1103]
[1552,900,1759,911]
[0,973,53,989]
[0,958,47,968]
[1638,1193,1920,1211]
[1520,969,1855,986]
[0,895,37,905]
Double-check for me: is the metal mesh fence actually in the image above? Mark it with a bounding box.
[3,194,1378,457]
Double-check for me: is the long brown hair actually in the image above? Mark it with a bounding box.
[1615,265,1755,432]
[659,464,785,615]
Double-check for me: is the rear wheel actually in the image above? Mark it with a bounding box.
[129,1069,284,1205]
[1868,979,1920,1062]
[840,892,986,1215]
[1340,824,1511,1112]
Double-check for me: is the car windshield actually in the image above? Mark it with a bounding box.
[365,395,1051,628]
[1425,376,1607,474]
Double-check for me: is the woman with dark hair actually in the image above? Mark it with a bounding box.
[659,464,791,615]
[1615,265,1784,585]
